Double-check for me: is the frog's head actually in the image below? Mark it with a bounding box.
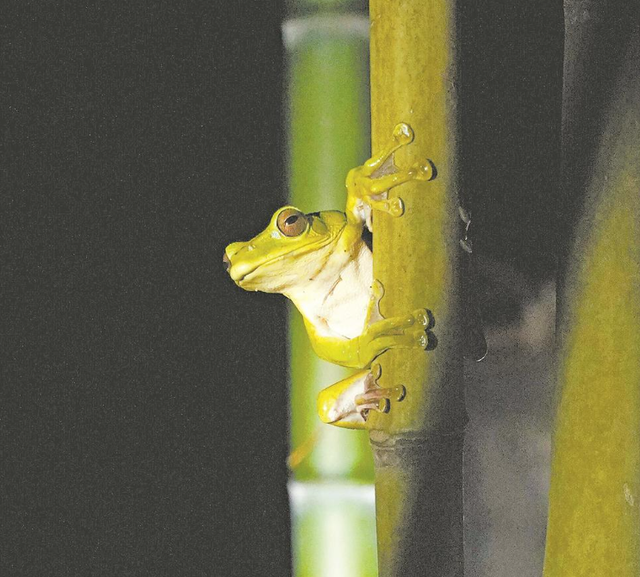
[223,206,347,293]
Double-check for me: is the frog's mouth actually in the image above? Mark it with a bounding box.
[223,245,265,284]
[222,252,232,272]
[223,252,281,285]
[225,259,255,285]
[229,250,305,285]
[226,233,341,288]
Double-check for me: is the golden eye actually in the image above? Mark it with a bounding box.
[277,208,307,237]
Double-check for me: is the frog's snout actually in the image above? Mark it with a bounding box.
[223,242,261,285]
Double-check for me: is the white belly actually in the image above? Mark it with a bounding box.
[287,244,373,340]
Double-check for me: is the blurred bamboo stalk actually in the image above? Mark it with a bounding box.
[543,2,640,574]
[367,1,465,575]
[283,1,378,575]
[285,0,371,483]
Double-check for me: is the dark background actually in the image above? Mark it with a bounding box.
[2,1,562,575]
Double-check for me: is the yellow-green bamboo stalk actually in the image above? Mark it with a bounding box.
[543,8,640,576]
[367,1,465,575]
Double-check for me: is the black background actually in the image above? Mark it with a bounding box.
[3,2,290,575]
[2,1,562,575]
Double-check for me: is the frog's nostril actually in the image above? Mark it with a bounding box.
[222,252,231,272]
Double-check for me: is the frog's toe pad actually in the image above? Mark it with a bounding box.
[388,197,405,217]
[413,160,436,181]
[412,308,435,330]
[413,308,429,327]
[369,196,404,217]
[393,122,414,145]
[388,384,407,402]
[408,316,437,351]
[411,328,435,351]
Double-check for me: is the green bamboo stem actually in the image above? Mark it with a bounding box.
[367,1,465,575]
[543,6,640,575]
[284,3,377,576]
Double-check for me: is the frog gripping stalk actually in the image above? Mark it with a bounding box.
[224,123,437,428]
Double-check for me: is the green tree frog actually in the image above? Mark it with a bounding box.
[223,123,435,429]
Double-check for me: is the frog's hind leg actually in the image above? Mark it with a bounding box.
[317,370,369,429]
[354,279,437,368]
[356,306,436,367]
[317,370,408,430]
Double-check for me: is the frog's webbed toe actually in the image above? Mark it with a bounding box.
[355,369,407,422]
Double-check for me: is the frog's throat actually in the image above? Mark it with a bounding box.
[235,231,342,285]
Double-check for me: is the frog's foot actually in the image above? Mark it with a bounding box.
[316,370,373,430]
[316,366,409,429]
[358,307,437,366]
[355,370,407,422]
[346,123,436,222]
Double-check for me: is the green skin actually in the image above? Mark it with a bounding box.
[224,123,433,428]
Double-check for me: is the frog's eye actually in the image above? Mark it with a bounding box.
[277,208,307,237]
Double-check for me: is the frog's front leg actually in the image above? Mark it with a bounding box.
[317,369,406,430]
[345,122,436,226]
